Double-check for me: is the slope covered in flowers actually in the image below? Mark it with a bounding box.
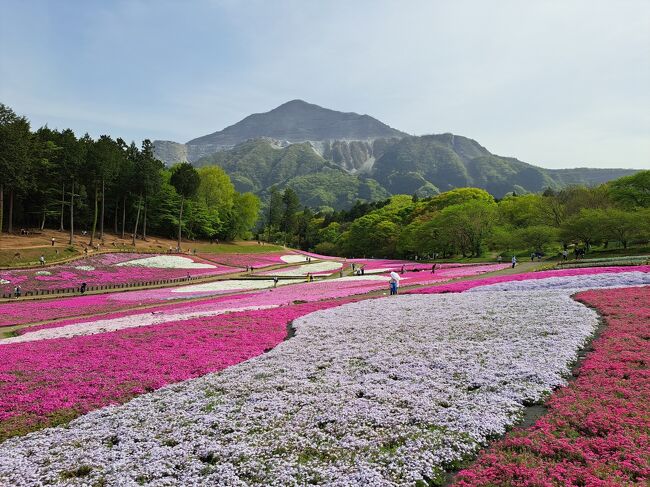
[0,253,234,295]
[454,286,649,486]
[0,299,356,441]
[0,291,599,485]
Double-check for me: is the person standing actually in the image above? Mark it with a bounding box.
[431,263,437,274]
[15,286,21,298]
[39,255,45,266]
[51,237,55,247]
[511,256,517,268]
[562,249,568,261]
[497,255,502,264]
[273,277,279,288]
[390,271,401,295]
[80,282,87,294]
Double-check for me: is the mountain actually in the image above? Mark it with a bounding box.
[154,100,640,209]
[195,139,390,209]
[154,100,405,172]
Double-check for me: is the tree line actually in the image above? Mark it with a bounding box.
[0,104,260,246]
[264,171,650,259]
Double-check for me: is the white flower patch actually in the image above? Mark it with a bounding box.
[280,254,310,263]
[313,275,390,283]
[115,255,215,269]
[0,291,598,485]
[467,271,650,293]
[172,279,294,293]
[74,265,95,271]
[278,261,343,276]
[34,271,51,276]
[0,279,10,285]
[2,305,278,345]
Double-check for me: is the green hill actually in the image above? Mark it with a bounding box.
[195,133,639,208]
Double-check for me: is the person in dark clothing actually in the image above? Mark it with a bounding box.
[80,282,87,294]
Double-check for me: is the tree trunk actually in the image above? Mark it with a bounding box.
[99,179,105,241]
[113,201,118,235]
[40,207,46,230]
[177,197,184,250]
[59,183,65,231]
[132,193,142,246]
[0,184,3,234]
[90,184,98,246]
[8,189,14,234]
[143,201,147,241]
[69,180,75,245]
[121,196,126,239]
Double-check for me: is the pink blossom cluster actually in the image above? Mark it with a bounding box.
[0,298,358,441]
[0,253,234,295]
[411,265,650,294]
[454,286,650,486]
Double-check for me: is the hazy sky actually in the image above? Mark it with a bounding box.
[1,0,648,169]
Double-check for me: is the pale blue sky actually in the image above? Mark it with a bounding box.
[1,0,648,169]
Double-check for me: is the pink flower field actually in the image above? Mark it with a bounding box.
[454,286,650,486]
[0,253,236,295]
[0,298,358,441]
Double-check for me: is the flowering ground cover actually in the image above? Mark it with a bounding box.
[0,253,235,295]
[454,286,650,486]
[0,299,358,442]
[1,263,510,330]
[412,265,650,294]
[198,251,299,268]
[0,291,599,485]
[257,259,343,276]
[0,262,508,329]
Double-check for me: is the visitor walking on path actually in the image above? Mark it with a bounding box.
[39,255,45,266]
[431,263,437,274]
[14,286,21,298]
[80,282,87,294]
[51,237,55,247]
[497,255,502,264]
[273,277,279,288]
[511,256,517,268]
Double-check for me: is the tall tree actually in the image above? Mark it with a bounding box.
[170,162,200,249]
[0,104,32,234]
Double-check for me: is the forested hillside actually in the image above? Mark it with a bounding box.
[0,104,260,243]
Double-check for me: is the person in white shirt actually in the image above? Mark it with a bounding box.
[511,256,517,268]
[389,271,401,295]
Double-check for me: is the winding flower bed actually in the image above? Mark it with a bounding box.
[0,291,598,485]
[0,299,356,442]
[0,253,235,295]
[454,286,650,486]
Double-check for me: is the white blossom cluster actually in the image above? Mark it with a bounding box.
[468,271,650,293]
[276,261,343,276]
[115,255,215,269]
[281,254,310,263]
[0,291,598,486]
[172,279,294,294]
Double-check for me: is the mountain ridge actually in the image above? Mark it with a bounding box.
[153,100,640,208]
